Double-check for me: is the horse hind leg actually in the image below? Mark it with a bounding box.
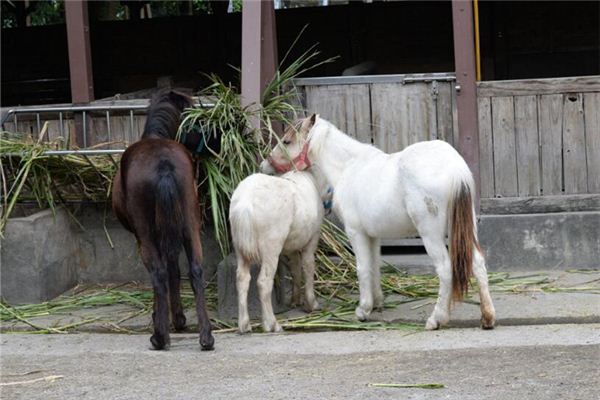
[167,253,186,332]
[257,253,282,333]
[140,243,171,350]
[235,252,252,334]
[183,232,215,351]
[473,248,496,329]
[421,234,452,331]
[288,251,302,308]
[300,235,320,313]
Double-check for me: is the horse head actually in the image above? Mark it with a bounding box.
[261,113,318,174]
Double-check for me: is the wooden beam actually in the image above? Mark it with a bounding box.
[452,0,480,212]
[241,0,278,135]
[65,0,94,103]
[481,194,600,215]
[477,76,600,97]
[65,0,95,148]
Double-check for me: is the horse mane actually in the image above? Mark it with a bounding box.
[142,89,193,139]
[309,117,380,160]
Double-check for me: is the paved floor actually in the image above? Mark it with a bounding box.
[1,270,599,399]
[2,270,599,333]
[1,324,599,400]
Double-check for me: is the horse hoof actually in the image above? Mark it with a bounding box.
[150,333,170,350]
[238,320,252,334]
[173,314,187,332]
[425,317,441,331]
[200,335,215,351]
[480,316,496,330]
[302,299,321,313]
[355,306,371,322]
[263,321,283,333]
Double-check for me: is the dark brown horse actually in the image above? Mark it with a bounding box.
[112,90,214,350]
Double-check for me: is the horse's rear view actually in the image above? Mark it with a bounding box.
[112,90,214,351]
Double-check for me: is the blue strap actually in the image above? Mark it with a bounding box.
[180,125,206,155]
[323,186,334,211]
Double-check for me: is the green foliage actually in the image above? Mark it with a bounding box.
[180,75,262,254]
[180,41,336,255]
[1,0,64,28]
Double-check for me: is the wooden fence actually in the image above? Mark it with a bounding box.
[477,76,600,201]
[3,75,599,212]
[295,74,457,152]
[296,74,600,212]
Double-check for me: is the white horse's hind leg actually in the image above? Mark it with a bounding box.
[257,255,283,333]
[473,248,496,329]
[288,252,302,308]
[421,234,452,330]
[300,235,320,313]
[236,254,252,334]
[348,231,374,321]
[370,237,384,311]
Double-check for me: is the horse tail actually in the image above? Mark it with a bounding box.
[230,204,259,262]
[154,159,184,263]
[449,174,479,302]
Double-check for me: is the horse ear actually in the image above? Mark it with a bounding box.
[300,113,317,135]
[168,90,193,111]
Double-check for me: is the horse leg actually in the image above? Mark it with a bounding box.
[421,234,452,330]
[348,230,374,321]
[288,252,303,308]
[236,253,252,334]
[473,247,496,329]
[300,235,320,313]
[369,237,384,311]
[140,243,171,350]
[167,255,186,332]
[257,254,282,333]
[184,234,214,351]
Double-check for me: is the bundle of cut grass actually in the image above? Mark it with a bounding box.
[180,45,336,255]
[0,134,118,234]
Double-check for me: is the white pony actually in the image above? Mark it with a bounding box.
[229,167,329,333]
[262,115,496,330]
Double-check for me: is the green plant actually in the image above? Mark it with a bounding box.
[180,39,336,255]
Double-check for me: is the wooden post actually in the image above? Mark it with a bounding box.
[241,0,278,137]
[452,0,481,213]
[65,0,95,147]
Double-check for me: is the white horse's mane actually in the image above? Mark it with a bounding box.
[308,117,379,163]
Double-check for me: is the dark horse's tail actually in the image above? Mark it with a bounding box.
[154,159,184,263]
[146,90,192,262]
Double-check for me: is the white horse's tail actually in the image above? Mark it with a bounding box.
[230,204,260,262]
[449,175,480,302]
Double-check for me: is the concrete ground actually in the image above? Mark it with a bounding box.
[1,270,598,333]
[1,269,599,399]
[1,325,599,400]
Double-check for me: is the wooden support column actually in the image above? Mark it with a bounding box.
[65,0,95,147]
[452,0,481,213]
[241,0,278,137]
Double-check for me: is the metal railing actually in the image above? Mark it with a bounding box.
[1,100,212,152]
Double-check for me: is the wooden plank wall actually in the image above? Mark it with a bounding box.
[477,76,600,198]
[299,75,600,210]
[301,80,455,153]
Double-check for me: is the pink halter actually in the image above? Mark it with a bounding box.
[267,141,311,173]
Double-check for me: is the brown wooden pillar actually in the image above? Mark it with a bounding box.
[452,0,480,212]
[65,0,95,147]
[241,0,278,137]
